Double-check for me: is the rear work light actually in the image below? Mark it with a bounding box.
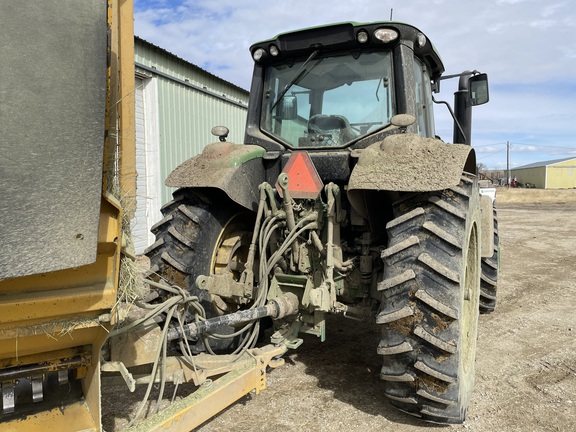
[374,28,398,43]
[253,48,265,61]
[357,31,369,44]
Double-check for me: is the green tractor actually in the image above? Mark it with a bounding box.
[146,21,497,423]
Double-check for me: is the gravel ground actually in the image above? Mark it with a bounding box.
[103,188,576,432]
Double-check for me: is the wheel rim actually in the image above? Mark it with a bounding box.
[212,228,251,279]
[209,214,253,314]
[212,211,252,277]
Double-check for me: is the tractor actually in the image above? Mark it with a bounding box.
[145,21,498,424]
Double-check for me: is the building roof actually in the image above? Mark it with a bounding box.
[135,36,249,94]
[513,157,576,170]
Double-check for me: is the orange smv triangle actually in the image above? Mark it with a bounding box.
[277,151,324,199]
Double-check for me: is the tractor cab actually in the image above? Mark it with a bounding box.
[245,21,488,152]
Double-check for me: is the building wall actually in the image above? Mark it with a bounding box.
[546,158,576,189]
[132,38,250,254]
[132,76,163,253]
[135,38,249,205]
[511,167,546,188]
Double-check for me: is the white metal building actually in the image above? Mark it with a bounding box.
[131,37,250,254]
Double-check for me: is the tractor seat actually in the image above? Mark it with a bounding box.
[307,114,356,146]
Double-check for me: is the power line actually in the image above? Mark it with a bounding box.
[500,141,575,150]
[473,142,507,148]
[477,149,507,160]
[474,141,576,151]
[511,143,576,150]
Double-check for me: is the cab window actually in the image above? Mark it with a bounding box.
[413,57,435,137]
[262,51,394,147]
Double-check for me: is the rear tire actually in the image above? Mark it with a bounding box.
[145,189,254,352]
[377,174,481,423]
[480,206,499,313]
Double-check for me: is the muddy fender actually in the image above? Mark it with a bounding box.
[166,142,266,211]
[348,133,476,215]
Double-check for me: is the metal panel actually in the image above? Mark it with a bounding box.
[132,77,149,254]
[0,1,107,279]
[135,39,249,205]
[131,76,164,254]
[547,160,576,189]
[511,167,546,189]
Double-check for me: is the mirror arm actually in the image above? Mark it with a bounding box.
[432,96,468,145]
[438,70,480,82]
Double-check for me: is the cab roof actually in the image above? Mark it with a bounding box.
[250,21,445,80]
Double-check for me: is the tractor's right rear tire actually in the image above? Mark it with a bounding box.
[480,206,499,313]
[377,174,481,423]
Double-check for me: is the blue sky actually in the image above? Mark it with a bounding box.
[134,0,576,170]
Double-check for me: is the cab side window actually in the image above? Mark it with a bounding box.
[413,58,435,137]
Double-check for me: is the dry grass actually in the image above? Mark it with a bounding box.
[115,189,147,311]
[495,187,576,204]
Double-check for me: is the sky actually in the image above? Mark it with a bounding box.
[134,0,576,171]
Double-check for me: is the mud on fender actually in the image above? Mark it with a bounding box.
[348,133,476,215]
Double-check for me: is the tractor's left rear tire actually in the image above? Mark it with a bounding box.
[145,188,254,353]
[377,174,481,423]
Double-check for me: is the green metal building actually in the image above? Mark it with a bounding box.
[132,37,249,253]
[511,157,576,190]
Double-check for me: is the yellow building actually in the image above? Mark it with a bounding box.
[512,157,576,189]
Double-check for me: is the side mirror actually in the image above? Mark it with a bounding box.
[469,73,489,106]
[278,95,298,121]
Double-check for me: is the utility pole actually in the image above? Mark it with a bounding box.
[506,140,510,188]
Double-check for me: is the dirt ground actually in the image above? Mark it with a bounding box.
[104,188,576,432]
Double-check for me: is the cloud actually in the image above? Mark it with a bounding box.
[513,145,540,152]
[135,0,576,86]
[134,0,576,170]
[476,145,508,154]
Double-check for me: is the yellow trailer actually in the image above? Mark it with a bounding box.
[0,0,134,429]
[0,2,286,430]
